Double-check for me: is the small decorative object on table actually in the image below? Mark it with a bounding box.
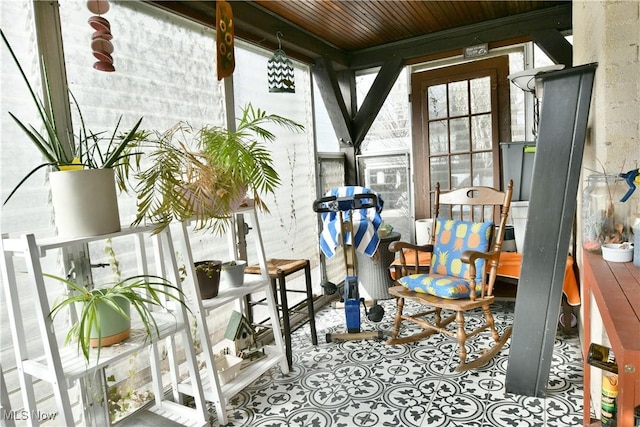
[582,173,631,252]
[601,243,634,263]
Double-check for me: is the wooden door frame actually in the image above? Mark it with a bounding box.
[411,56,511,220]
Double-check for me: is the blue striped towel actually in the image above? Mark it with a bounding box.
[318,186,384,259]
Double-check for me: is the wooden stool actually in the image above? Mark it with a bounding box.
[244,259,318,367]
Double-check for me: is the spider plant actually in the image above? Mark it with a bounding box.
[1,29,146,205]
[132,103,304,234]
[48,273,191,362]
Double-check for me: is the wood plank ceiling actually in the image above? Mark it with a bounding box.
[253,1,569,53]
[149,1,571,68]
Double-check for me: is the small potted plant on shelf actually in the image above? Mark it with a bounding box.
[47,273,191,362]
[221,260,247,288]
[131,103,304,235]
[1,29,146,238]
[194,260,222,299]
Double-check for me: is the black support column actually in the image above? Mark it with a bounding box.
[505,64,597,397]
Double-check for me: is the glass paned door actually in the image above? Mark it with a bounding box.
[411,57,510,219]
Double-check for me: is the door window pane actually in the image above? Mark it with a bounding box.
[470,77,491,114]
[413,57,508,221]
[448,80,468,116]
[430,156,449,189]
[471,114,492,150]
[451,154,471,187]
[422,62,503,204]
[472,151,494,187]
[427,84,447,119]
[429,120,448,154]
[450,117,470,152]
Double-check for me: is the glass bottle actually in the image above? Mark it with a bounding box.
[582,174,630,252]
[587,343,618,374]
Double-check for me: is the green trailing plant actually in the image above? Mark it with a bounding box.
[107,356,155,423]
[104,238,122,282]
[1,29,146,205]
[132,103,304,234]
[48,273,191,362]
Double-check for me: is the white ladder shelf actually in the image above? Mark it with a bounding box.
[0,226,209,426]
[175,200,289,425]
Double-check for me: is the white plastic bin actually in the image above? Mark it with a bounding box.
[509,201,529,253]
[415,218,433,245]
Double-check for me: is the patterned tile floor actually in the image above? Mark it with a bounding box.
[211,298,584,427]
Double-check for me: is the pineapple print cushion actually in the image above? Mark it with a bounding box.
[398,218,493,299]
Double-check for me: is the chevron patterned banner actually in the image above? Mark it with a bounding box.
[267,49,295,93]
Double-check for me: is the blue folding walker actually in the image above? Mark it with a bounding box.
[313,192,384,342]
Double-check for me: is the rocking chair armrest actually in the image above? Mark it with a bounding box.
[461,250,501,300]
[388,241,434,253]
[389,241,434,277]
[460,249,500,265]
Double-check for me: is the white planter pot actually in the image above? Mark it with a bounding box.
[221,260,247,288]
[50,169,121,238]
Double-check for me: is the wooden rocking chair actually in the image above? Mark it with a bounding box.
[387,180,513,371]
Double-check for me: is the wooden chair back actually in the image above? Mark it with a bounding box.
[433,181,513,297]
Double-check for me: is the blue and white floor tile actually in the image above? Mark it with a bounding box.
[214,299,584,427]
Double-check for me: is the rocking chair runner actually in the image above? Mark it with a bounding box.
[387,180,514,371]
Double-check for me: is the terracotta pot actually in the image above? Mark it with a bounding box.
[195,260,222,299]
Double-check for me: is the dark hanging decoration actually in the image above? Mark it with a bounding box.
[267,32,295,93]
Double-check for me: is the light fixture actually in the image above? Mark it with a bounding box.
[507,64,565,95]
[508,64,565,137]
[267,32,295,93]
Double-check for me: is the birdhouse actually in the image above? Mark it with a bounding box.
[224,311,256,355]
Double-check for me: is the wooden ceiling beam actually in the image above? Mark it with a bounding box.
[349,4,572,70]
[313,57,353,146]
[313,55,404,150]
[531,29,573,67]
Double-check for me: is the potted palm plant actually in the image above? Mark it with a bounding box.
[1,29,146,238]
[47,273,191,362]
[132,103,304,235]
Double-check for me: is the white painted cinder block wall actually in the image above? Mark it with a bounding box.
[573,0,640,417]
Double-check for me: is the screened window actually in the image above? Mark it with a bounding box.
[1,1,319,420]
[356,70,410,153]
